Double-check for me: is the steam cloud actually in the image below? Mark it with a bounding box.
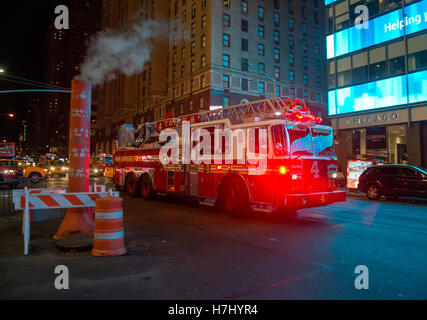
[78,19,164,86]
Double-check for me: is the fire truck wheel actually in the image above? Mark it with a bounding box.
[126,173,140,198]
[139,174,153,200]
[219,178,250,219]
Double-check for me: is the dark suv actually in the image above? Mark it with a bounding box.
[358,164,427,200]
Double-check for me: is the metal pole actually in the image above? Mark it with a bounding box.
[24,187,29,255]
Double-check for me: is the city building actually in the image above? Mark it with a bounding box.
[96,0,328,153]
[40,0,102,158]
[325,0,427,170]
[95,0,169,154]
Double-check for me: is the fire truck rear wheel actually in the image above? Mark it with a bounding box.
[126,173,140,198]
[219,178,250,219]
[140,174,153,200]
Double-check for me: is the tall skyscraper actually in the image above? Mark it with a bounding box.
[325,0,427,170]
[41,0,102,157]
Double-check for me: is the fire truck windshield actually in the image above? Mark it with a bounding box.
[286,124,314,156]
[312,127,335,156]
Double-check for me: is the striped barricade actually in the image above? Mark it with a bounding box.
[21,187,119,255]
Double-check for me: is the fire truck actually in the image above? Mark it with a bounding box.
[113,97,346,218]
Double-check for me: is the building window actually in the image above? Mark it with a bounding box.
[191,23,196,37]
[223,14,230,27]
[289,52,294,66]
[316,92,321,104]
[258,25,264,37]
[289,35,294,49]
[181,47,186,60]
[273,12,280,26]
[241,38,248,51]
[302,39,307,53]
[274,67,280,79]
[258,81,265,94]
[274,48,280,63]
[241,19,248,32]
[352,52,368,84]
[388,40,405,76]
[241,58,248,71]
[191,4,196,18]
[258,63,265,73]
[273,30,280,44]
[258,43,265,56]
[289,70,295,81]
[201,34,206,47]
[182,11,187,24]
[223,75,230,88]
[315,77,321,88]
[337,56,352,87]
[241,78,248,91]
[191,41,195,55]
[407,33,427,72]
[303,56,308,70]
[303,90,309,100]
[258,7,264,20]
[369,46,387,80]
[302,23,307,35]
[301,6,307,19]
[303,74,309,86]
[191,60,195,73]
[201,15,206,28]
[223,33,230,47]
[288,18,294,31]
[223,96,230,107]
[241,0,248,13]
[201,55,206,68]
[222,54,230,68]
[289,87,295,99]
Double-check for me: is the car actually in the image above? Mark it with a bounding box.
[358,164,427,200]
[23,164,48,182]
[0,159,24,184]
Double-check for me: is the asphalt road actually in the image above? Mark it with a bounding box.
[0,177,426,299]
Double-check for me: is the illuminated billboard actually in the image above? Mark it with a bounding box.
[328,69,427,115]
[325,0,338,5]
[327,0,427,59]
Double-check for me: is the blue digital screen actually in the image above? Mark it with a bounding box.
[327,0,427,59]
[328,69,427,115]
[325,0,338,5]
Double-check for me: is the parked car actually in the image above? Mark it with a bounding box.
[358,164,427,200]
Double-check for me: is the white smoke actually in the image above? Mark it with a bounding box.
[78,19,165,86]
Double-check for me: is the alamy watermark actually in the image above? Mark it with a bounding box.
[159,122,268,175]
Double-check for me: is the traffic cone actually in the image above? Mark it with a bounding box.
[92,196,126,257]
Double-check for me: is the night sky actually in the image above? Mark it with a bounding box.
[0,1,59,143]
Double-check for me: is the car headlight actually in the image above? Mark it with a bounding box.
[62,167,67,171]
[94,169,99,173]
[50,167,55,171]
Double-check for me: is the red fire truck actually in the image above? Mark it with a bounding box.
[113,97,346,218]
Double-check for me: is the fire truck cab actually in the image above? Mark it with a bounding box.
[113,97,346,218]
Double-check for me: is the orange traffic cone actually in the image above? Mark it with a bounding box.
[92,196,126,257]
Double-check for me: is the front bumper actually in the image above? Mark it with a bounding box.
[279,190,346,209]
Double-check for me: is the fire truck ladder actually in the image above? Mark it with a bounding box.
[198,97,310,123]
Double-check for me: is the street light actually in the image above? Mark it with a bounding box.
[246,61,278,98]
[0,69,4,73]
[0,113,15,118]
